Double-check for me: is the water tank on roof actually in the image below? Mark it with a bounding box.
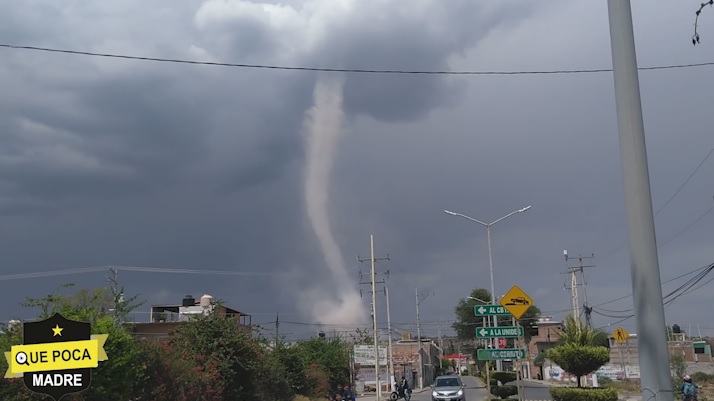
[182,294,195,307]
[200,294,213,307]
[672,324,681,334]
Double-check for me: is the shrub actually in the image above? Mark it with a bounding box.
[490,384,518,399]
[550,387,618,401]
[548,343,610,387]
[597,376,612,385]
[691,372,714,383]
[491,371,517,384]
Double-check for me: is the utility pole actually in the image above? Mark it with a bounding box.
[563,251,595,327]
[415,289,434,389]
[384,285,395,392]
[275,312,280,349]
[607,2,674,400]
[437,325,444,371]
[358,235,389,400]
[106,267,125,325]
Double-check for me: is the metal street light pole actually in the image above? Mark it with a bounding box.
[445,206,531,371]
[468,296,491,395]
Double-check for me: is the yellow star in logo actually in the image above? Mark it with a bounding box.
[52,324,63,337]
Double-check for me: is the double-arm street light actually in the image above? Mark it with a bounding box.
[445,206,531,371]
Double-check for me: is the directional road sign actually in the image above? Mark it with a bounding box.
[477,348,527,361]
[474,305,511,316]
[499,285,534,319]
[613,327,629,344]
[476,326,524,339]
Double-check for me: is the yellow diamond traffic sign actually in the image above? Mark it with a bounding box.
[499,285,534,320]
[613,327,629,344]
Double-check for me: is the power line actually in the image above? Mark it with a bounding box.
[3,43,714,75]
[599,143,714,263]
[591,262,713,308]
[0,265,294,281]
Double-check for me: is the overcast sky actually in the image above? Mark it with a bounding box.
[1,0,713,341]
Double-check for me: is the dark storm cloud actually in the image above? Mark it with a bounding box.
[311,1,543,122]
[1,0,712,338]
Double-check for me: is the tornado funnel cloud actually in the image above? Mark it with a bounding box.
[302,75,368,326]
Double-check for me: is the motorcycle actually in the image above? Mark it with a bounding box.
[390,383,411,401]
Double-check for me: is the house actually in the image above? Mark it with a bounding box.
[526,316,563,379]
[125,294,251,342]
[391,339,440,388]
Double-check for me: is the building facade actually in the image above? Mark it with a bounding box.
[527,316,562,379]
[126,293,251,342]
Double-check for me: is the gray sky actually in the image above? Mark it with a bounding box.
[1,0,713,341]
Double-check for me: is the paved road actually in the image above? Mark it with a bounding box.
[358,376,488,401]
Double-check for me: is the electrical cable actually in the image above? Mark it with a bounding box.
[4,43,714,76]
[598,144,714,264]
[591,262,714,327]
[0,264,294,281]
[591,262,713,308]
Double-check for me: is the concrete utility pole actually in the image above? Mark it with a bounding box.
[562,251,596,327]
[607,2,674,400]
[358,236,390,400]
[415,289,434,389]
[384,286,395,391]
[275,312,280,348]
[106,267,125,325]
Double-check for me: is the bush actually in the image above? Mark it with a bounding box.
[490,385,518,399]
[691,372,714,383]
[491,371,517,384]
[549,344,610,387]
[550,387,618,401]
[597,376,612,385]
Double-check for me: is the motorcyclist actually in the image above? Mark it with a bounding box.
[399,377,411,399]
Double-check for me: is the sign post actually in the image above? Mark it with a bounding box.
[475,304,511,364]
[476,326,524,339]
[500,285,535,401]
[474,305,511,317]
[499,286,534,320]
[476,348,527,360]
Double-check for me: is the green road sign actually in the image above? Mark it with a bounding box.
[475,326,524,339]
[477,348,527,361]
[474,305,511,316]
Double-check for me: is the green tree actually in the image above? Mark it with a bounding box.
[453,288,493,340]
[548,344,609,388]
[169,305,291,401]
[293,337,351,393]
[0,284,147,401]
[556,315,609,347]
[670,354,686,380]
[547,314,610,387]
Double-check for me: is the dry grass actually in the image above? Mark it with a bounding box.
[699,382,714,401]
[604,379,640,393]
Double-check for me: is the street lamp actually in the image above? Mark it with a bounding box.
[445,205,531,371]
